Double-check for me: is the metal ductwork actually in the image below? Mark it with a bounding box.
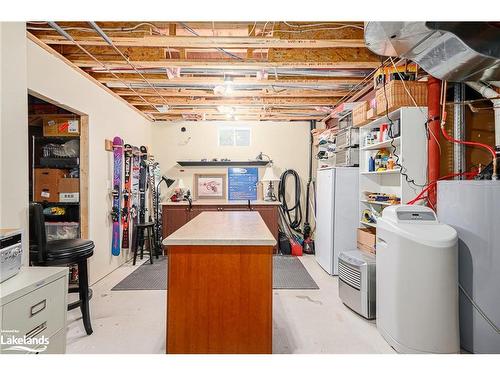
[364,22,500,82]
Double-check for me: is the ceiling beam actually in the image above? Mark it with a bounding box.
[141,108,327,115]
[71,59,380,70]
[97,76,364,87]
[124,97,336,106]
[35,34,367,49]
[111,88,349,98]
[152,114,324,121]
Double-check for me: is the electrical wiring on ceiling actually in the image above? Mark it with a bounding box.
[179,22,243,61]
[88,22,171,110]
[248,21,257,36]
[320,57,393,122]
[46,21,157,121]
[28,22,162,35]
[282,21,363,29]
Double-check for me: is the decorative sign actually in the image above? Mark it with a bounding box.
[228,167,258,201]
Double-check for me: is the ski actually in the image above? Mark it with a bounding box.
[121,144,132,249]
[111,136,124,256]
[147,156,160,255]
[138,146,148,247]
[130,146,141,253]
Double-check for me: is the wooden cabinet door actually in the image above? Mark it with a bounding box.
[252,206,279,252]
[163,206,189,238]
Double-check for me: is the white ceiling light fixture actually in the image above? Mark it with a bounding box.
[156,105,170,113]
[223,82,234,96]
[217,105,235,115]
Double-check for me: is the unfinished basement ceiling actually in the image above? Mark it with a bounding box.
[27,21,380,122]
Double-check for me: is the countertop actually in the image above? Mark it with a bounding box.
[162,211,277,247]
[161,199,281,206]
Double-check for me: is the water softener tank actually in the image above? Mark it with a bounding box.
[376,205,459,353]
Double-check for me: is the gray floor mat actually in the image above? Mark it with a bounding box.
[112,255,318,291]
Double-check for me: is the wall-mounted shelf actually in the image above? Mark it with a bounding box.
[360,137,401,151]
[360,199,394,207]
[360,169,401,175]
[39,157,79,169]
[360,221,377,228]
[177,160,269,167]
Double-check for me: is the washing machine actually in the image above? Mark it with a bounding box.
[376,205,460,354]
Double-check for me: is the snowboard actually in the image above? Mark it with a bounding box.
[121,144,133,249]
[130,146,141,253]
[111,136,124,256]
[138,146,148,247]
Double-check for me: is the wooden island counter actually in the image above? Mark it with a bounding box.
[162,211,276,354]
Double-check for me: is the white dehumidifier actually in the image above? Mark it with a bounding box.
[376,205,460,353]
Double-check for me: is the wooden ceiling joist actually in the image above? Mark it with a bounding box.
[27,21,377,122]
[124,97,338,106]
[72,59,380,70]
[97,76,364,87]
[111,88,349,98]
[35,35,366,49]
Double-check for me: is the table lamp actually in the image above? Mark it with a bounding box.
[261,165,280,201]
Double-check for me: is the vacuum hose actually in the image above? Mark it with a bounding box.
[278,169,302,233]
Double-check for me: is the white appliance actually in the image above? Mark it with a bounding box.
[315,167,359,275]
[376,205,460,354]
[338,250,376,319]
[438,180,500,353]
[0,229,23,283]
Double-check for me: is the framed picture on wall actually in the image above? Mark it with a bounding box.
[193,173,227,200]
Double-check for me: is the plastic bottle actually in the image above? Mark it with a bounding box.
[368,156,375,172]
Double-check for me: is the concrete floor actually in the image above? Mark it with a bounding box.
[66,255,394,354]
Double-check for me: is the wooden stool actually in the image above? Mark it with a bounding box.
[133,222,156,265]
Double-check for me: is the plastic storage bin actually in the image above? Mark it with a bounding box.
[45,222,80,241]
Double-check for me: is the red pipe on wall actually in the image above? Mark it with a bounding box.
[427,76,442,208]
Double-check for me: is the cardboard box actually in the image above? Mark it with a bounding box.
[34,168,66,203]
[43,117,80,137]
[59,178,80,194]
[357,227,376,254]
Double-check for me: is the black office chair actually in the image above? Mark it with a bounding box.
[29,202,94,335]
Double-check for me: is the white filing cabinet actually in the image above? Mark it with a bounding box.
[0,267,68,354]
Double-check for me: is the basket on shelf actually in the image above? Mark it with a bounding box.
[352,102,369,127]
[376,80,427,115]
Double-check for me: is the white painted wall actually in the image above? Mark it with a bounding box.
[27,39,153,284]
[151,121,311,218]
[0,23,29,265]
